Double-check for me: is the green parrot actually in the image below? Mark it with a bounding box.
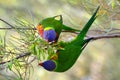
[38,6,100,72]
[36,15,79,42]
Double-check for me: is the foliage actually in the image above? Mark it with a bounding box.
[0,18,59,80]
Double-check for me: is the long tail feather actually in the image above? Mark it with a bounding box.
[77,6,100,40]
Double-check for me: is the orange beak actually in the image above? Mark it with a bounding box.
[36,24,42,31]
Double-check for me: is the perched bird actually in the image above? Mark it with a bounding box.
[36,15,79,42]
[39,6,100,72]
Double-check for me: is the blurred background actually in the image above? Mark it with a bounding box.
[0,0,120,80]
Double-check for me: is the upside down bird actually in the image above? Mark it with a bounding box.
[36,15,79,42]
[38,6,100,72]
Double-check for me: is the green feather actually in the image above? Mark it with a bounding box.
[62,24,80,32]
[52,6,100,72]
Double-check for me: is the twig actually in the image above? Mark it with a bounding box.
[0,18,36,30]
[0,52,31,65]
[0,27,36,30]
[88,34,120,40]
[0,18,15,28]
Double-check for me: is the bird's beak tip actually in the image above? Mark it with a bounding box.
[38,62,43,66]
[36,25,42,31]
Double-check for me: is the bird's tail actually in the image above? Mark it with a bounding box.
[81,37,93,50]
[76,6,100,41]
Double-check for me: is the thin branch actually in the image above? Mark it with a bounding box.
[0,27,36,30]
[0,18,15,28]
[88,34,120,40]
[0,18,36,30]
[0,52,31,65]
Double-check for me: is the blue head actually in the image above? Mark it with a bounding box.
[39,60,56,71]
[43,28,57,42]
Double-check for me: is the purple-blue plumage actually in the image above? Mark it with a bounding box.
[43,29,56,42]
[39,60,56,71]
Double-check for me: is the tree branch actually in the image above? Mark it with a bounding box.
[89,34,120,40]
[0,18,15,28]
[0,27,36,30]
[0,52,31,65]
[0,18,36,30]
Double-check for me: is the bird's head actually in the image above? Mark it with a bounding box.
[43,27,57,42]
[39,60,56,71]
[36,25,57,42]
[36,15,62,42]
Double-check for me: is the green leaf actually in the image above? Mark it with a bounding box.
[111,0,115,9]
[13,59,22,68]
[6,61,13,70]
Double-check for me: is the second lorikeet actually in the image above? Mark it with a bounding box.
[36,15,79,42]
[38,6,100,72]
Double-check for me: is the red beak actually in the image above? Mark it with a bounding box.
[38,62,43,66]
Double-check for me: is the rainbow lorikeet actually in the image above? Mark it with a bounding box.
[38,6,100,72]
[36,15,79,42]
